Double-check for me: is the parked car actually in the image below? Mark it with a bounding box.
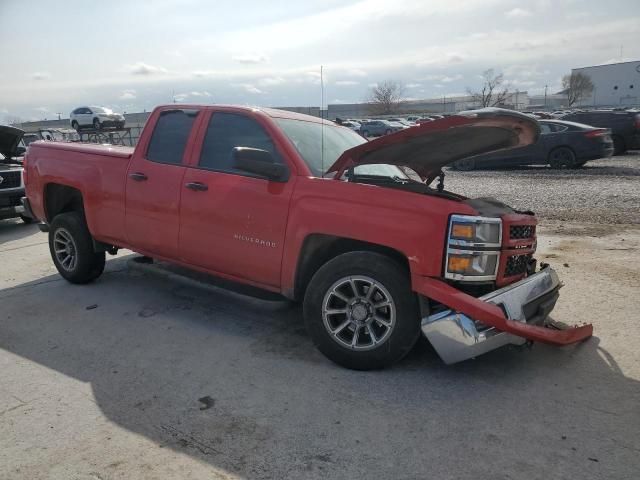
[388,118,415,126]
[0,125,31,223]
[416,117,435,124]
[23,106,593,369]
[70,106,126,131]
[359,119,404,137]
[341,120,361,132]
[560,110,640,155]
[452,119,614,170]
[406,115,421,122]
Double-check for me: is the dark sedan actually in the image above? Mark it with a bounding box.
[452,119,614,170]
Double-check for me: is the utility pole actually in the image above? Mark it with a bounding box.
[544,85,548,109]
[56,112,62,120]
[442,95,445,113]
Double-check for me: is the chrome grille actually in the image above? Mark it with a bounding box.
[0,171,21,189]
[510,225,535,240]
[505,254,532,276]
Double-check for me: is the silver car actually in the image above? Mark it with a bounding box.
[359,120,404,137]
[70,106,125,131]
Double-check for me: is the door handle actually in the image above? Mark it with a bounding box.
[185,182,208,191]
[129,172,148,181]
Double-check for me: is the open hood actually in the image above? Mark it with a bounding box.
[0,125,25,160]
[327,108,540,181]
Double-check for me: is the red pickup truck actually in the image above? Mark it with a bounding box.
[23,105,592,369]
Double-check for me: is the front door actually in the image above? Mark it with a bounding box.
[125,108,201,259]
[179,111,294,288]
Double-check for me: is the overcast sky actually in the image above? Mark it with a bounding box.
[1,0,639,122]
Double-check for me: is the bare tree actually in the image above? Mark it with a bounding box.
[562,72,594,107]
[367,80,405,115]
[466,69,510,108]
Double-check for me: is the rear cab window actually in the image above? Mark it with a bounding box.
[146,109,199,165]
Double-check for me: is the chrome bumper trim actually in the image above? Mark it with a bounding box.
[421,267,561,364]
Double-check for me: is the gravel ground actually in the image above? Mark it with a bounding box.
[445,151,640,224]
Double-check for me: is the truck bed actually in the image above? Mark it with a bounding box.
[26,141,133,245]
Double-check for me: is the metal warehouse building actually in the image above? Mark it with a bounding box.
[573,60,640,107]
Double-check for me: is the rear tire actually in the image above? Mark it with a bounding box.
[385,129,392,135]
[612,135,626,155]
[49,212,105,284]
[548,146,576,169]
[361,130,369,138]
[303,251,420,370]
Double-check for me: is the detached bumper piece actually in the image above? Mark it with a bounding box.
[418,267,592,364]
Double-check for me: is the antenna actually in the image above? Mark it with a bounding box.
[321,65,325,178]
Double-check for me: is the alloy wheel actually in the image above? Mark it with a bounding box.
[322,275,396,351]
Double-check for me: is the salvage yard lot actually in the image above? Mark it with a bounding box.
[1,155,639,479]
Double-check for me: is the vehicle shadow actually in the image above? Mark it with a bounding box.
[1,257,639,479]
[0,219,39,245]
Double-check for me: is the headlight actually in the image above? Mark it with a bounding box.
[446,250,499,279]
[445,215,502,281]
[448,214,501,247]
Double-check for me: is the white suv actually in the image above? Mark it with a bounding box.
[70,106,125,131]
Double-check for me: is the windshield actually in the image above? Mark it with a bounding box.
[275,117,409,178]
[91,107,113,114]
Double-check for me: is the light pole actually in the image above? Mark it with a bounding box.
[544,85,548,109]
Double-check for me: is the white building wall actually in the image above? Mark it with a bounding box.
[573,60,640,107]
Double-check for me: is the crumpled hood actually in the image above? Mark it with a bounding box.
[327,108,540,180]
[0,125,25,160]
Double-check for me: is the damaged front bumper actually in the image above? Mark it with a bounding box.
[416,267,593,364]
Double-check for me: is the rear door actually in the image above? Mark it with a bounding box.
[125,108,202,259]
[178,110,295,288]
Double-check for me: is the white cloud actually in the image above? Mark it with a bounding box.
[335,80,359,86]
[34,106,49,112]
[127,62,168,75]
[258,76,285,86]
[31,72,51,80]
[406,83,422,88]
[119,89,137,100]
[189,91,212,97]
[233,83,264,94]
[346,68,367,77]
[422,74,462,83]
[232,54,269,64]
[505,8,532,18]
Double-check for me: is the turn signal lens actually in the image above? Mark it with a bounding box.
[451,224,474,239]
[448,255,472,273]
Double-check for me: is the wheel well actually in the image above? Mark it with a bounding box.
[293,234,409,301]
[44,183,84,222]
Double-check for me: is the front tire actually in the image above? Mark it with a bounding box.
[361,130,369,138]
[49,212,105,284]
[303,252,420,370]
[93,118,101,130]
[71,120,80,131]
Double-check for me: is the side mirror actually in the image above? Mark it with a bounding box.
[232,147,289,182]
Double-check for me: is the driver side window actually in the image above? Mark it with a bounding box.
[198,112,281,174]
